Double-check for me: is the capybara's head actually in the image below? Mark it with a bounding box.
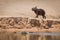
[32,6,37,11]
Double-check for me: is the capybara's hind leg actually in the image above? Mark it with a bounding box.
[44,16,46,19]
[43,16,46,19]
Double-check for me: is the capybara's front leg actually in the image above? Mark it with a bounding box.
[36,15,38,18]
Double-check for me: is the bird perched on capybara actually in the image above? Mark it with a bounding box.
[32,6,46,19]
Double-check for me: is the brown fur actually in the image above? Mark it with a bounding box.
[32,6,46,19]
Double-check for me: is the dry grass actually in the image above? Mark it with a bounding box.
[0,17,60,33]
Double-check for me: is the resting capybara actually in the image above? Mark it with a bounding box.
[32,6,46,19]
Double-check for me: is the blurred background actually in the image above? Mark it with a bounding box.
[0,0,60,19]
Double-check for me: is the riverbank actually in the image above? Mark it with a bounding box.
[0,17,60,33]
[0,27,60,33]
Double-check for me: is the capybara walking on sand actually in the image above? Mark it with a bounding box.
[32,6,46,19]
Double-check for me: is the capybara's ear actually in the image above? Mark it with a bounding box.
[35,6,37,8]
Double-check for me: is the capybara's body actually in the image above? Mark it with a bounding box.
[32,7,46,19]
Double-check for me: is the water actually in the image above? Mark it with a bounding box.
[28,32,60,36]
[0,32,60,40]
